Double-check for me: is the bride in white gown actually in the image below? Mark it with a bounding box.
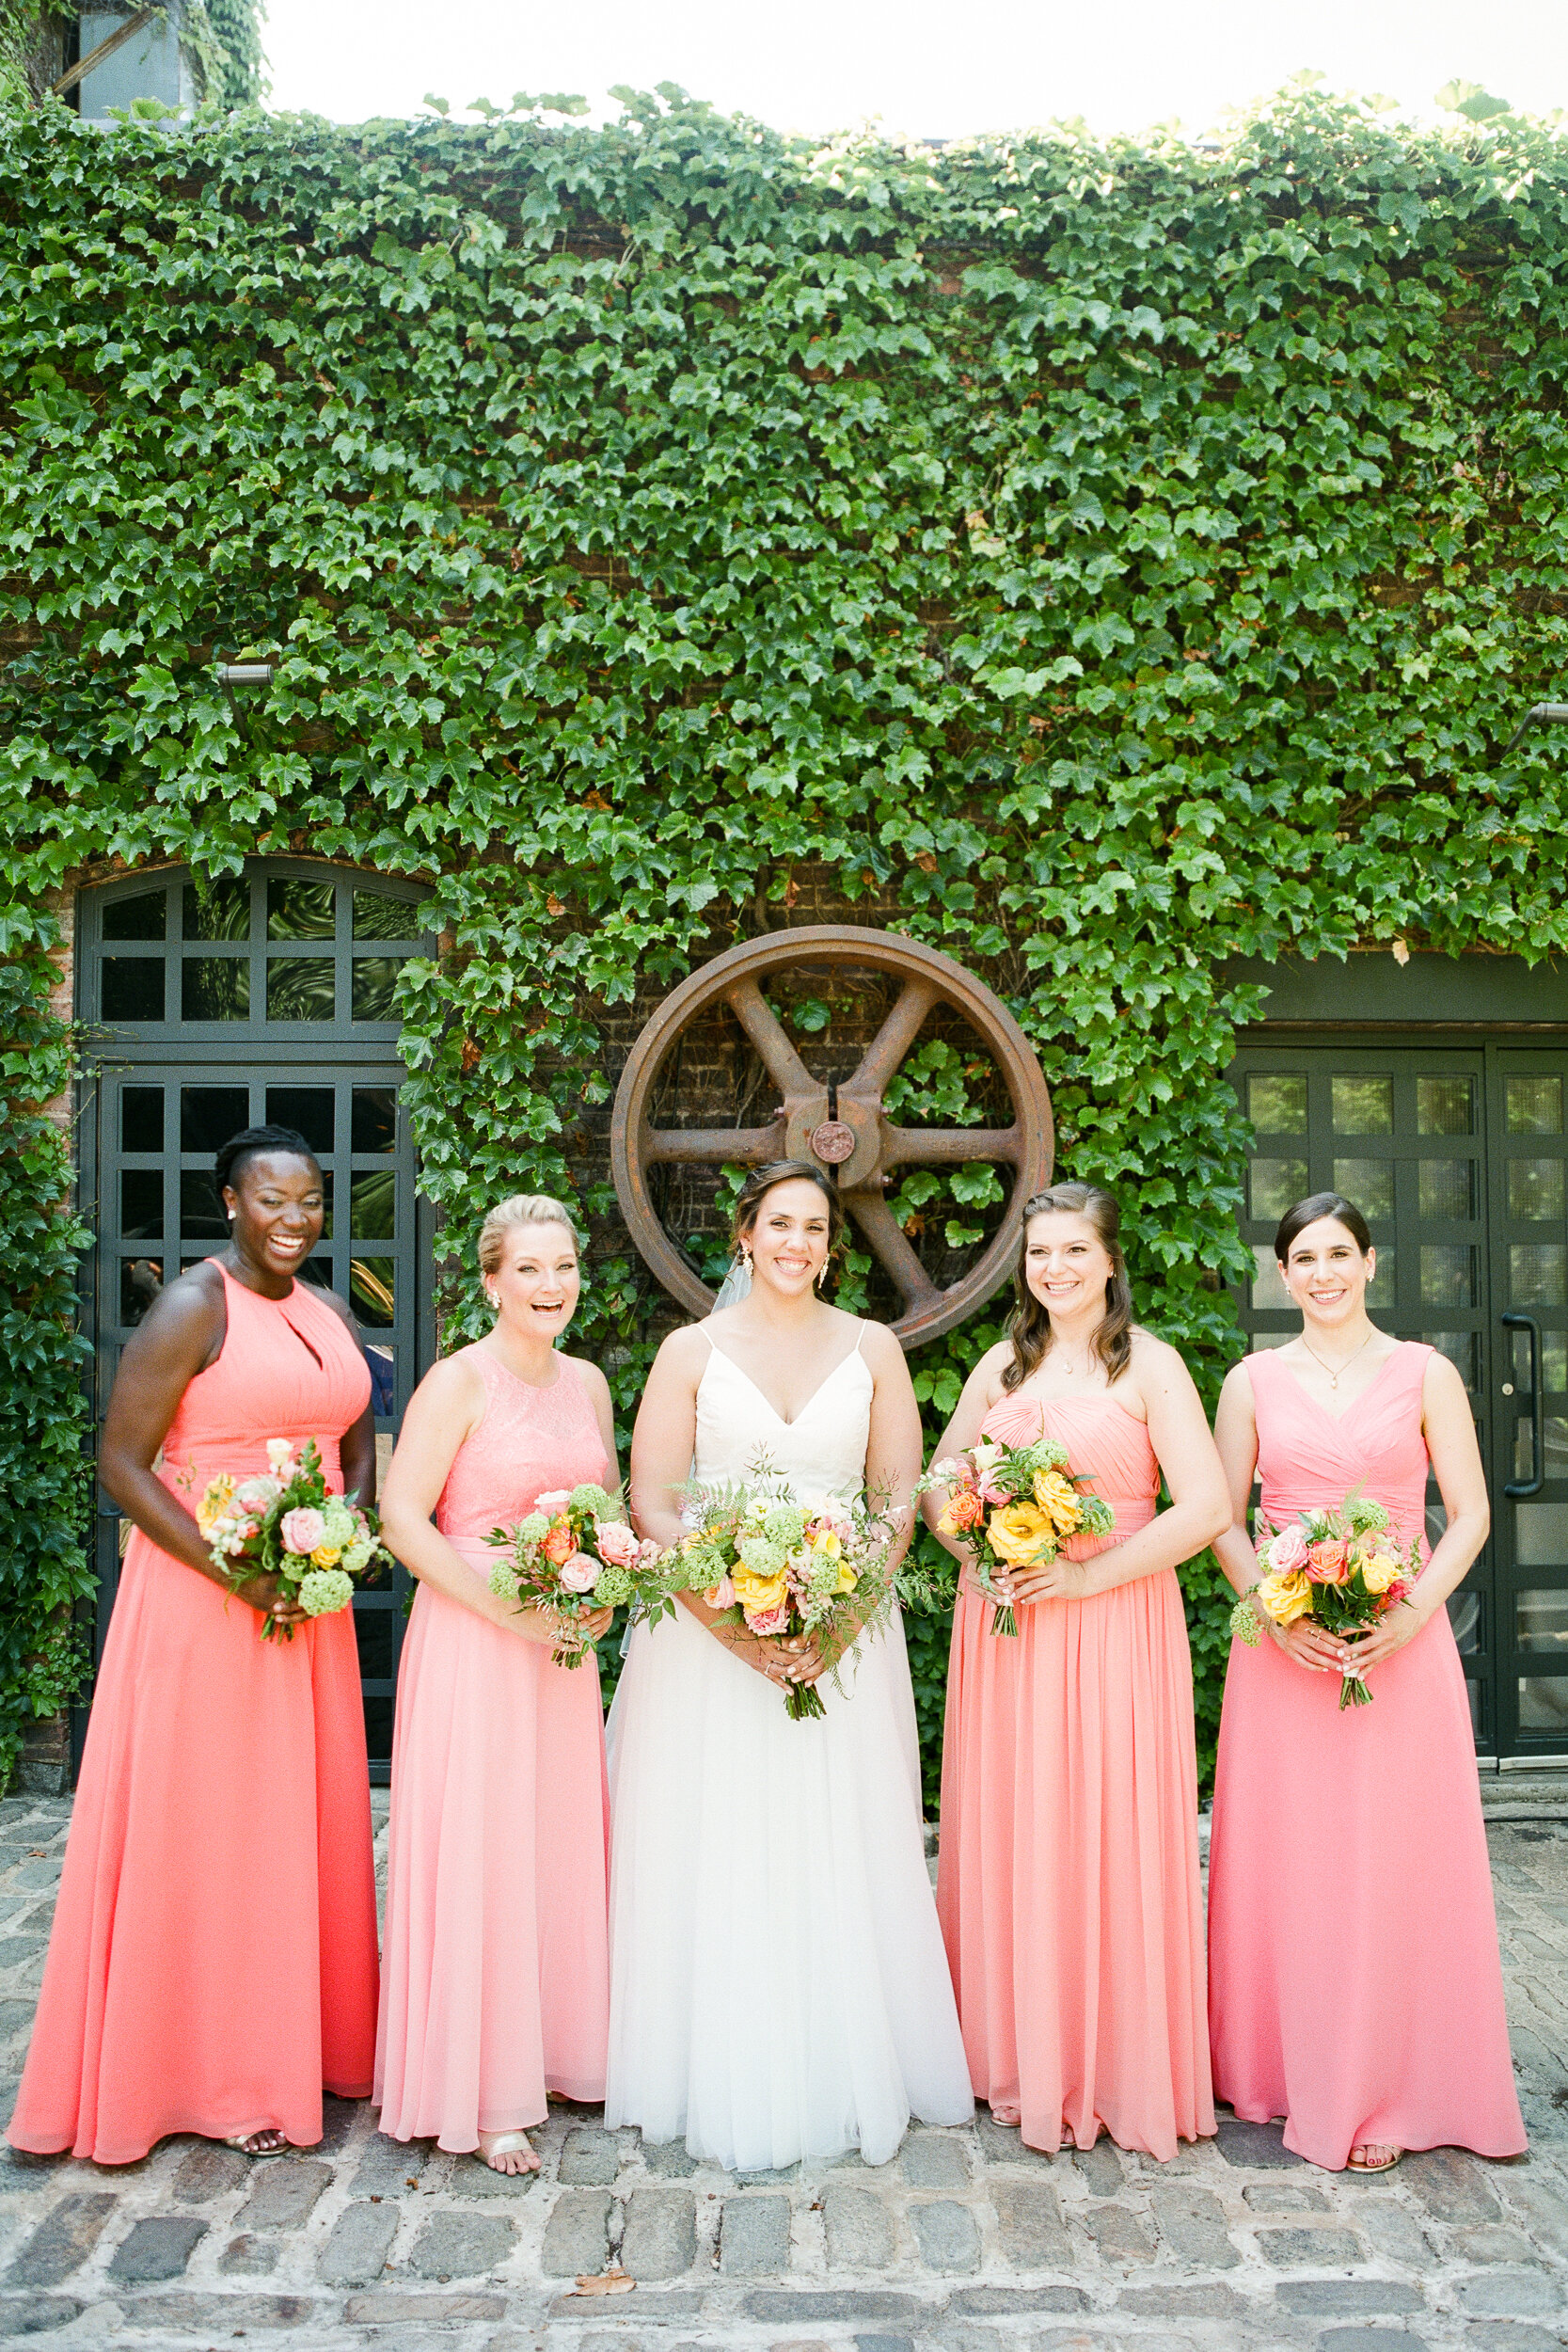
[605,1161,973,2170]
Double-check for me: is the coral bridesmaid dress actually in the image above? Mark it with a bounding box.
[9,1263,379,2164]
[1208,1343,1525,2167]
[375,1350,610,2148]
[937,1390,1214,2159]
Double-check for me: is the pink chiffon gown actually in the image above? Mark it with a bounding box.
[9,1263,380,2164]
[374,1347,611,2149]
[937,1390,1214,2158]
[1208,1343,1524,2167]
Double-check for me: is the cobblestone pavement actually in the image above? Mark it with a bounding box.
[0,1793,1567,2348]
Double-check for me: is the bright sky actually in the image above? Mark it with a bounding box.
[261,0,1568,142]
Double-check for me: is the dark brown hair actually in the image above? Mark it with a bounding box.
[1274,1191,1373,1263]
[1001,1182,1136,1391]
[730,1159,847,1256]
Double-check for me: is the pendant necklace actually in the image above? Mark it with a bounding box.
[1299,1328,1374,1391]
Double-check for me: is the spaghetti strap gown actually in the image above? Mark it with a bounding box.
[605,1330,973,2170]
[937,1390,1214,2159]
[375,1349,611,2146]
[9,1263,379,2164]
[1208,1343,1525,2167]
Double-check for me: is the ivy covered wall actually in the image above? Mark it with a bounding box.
[3,87,1568,1794]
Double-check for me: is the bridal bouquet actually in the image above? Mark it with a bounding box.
[916,1434,1116,1635]
[486,1484,668,1667]
[1228,1488,1418,1708]
[193,1437,385,1641]
[661,1474,903,1721]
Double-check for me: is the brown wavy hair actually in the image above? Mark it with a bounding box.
[1000,1182,1136,1391]
[730,1159,847,1256]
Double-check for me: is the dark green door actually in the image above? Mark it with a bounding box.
[1233,1041,1568,1762]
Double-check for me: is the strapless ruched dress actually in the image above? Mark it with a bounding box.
[1208,1343,1525,2167]
[937,1389,1214,2158]
[9,1263,379,2163]
[375,1348,610,2147]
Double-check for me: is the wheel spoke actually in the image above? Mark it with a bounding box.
[644,1123,784,1166]
[842,1187,943,1311]
[843,978,939,1104]
[880,1125,1024,1168]
[723,977,818,1101]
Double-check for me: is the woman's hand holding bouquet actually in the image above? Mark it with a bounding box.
[1229,1490,1420,1707]
[486,1485,666,1667]
[194,1437,386,1640]
[916,1434,1115,1635]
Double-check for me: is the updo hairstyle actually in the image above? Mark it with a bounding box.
[1002,1180,1136,1391]
[1274,1191,1373,1264]
[477,1194,584,1277]
[214,1124,320,1198]
[730,1159,846,1257]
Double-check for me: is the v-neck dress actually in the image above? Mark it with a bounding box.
[604,1328,973,2169]
[1207,1343,1525,2167]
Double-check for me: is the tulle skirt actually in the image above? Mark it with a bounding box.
[605,1604,973,2170]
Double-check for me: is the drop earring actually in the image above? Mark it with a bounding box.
[816,1262,827,1288]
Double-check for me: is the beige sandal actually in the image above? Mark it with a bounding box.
[477,2129,540,2176]
[1347,2143,1402,2171]
[224,2129,289,2157]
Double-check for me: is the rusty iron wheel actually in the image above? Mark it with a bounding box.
[610,926,1053,1349]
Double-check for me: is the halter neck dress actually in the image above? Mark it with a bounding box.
[9,1263,379,2164]
[937,1387,1214,2158]
[1208,1343,1524,2167]
[605,1327,973,2170]
[375,1347,611,2147]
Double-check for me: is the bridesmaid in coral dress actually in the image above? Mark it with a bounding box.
[926,1182,1229,2159]
[1208,1190,1524,2171]
[375,1194,616,2174]
[10,1124,379,2165]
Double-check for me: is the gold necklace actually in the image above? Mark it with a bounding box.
[1299,1329,1374,1391]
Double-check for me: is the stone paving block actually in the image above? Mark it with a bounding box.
[219,2233,278,2274]
[345,2288,508,2322]
[973,2113,1051,2168]
[910,2201,980,2274]
[1085,2201,1156,2265]
[1243,2180,1327,2212]
[1351,2194,1433,2265]
[6,2191,118,2286]
[1275,2279,1425,2314]
[1116,2284,1246,2317]
[0,2296,85,2337]
[1457,2327,1568,2352]
[743,2290,929,2323]
[538,2186,610,2278]
[1456,2223,1540,2263]
[235,2155,332,2231]
[1214,2116,1304,2169]
[450,2151,542,2197]
[171,2141,250,2202]
[1455,2268,1562,2315]
[736,2162,800,2185]
[318,2197,400,2285]
[114,2292,315,2329]
[947,2283,1087,2313]
[901,2133,971,2189]
[1401,2144,1504,2221]
[546,2289,705,2318]
[619,2183,697,2279]
[1256,2226,1363,2266]
[991,2179,1071,2268]
[823,2184,896,2270]
[561,2126,623,2185]
[721,2192,791,2276]
[641,2137,698,2178]
[350,2134,431,2195]
[1070,2141,1122,2195]
[1148,2183,1240,2268]
[316,2093,360,2153]
[106,2215,207,2282]
[408,2209,518,2279]
[852,2338,915,2352]
[1318,2333,1431,2352]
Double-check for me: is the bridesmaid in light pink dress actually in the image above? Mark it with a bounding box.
[375,1195,617,2173]
[925,1183,1230,2158]
[1209,1190,1524,2171]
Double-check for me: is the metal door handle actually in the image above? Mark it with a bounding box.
[1503,1311,1544,1497]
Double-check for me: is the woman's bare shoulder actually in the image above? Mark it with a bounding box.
[654,1323,716,1379]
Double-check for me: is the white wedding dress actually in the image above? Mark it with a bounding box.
[604,1326,973,2170]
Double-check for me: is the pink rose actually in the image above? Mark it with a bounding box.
[595,1521,641,1569]
[1307,1537,1349,1585]
[1265,1524,1308,1574]
[746,1604,791,1636]
[639,1538,665,1567]
[533,1489,572,1512]
[280,1507,326,1556]
[705,1576,736,1610]
[236,1475,282,1512]
[559,1551,600,1594]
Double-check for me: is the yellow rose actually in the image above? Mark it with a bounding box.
[988,1500,1055,1568]
[310,1543,342,1568]
[1257,1566,1314,1626]
[1032,1469,1084,1536]
[732,1564,789,1615]
[1358,1551,1401,1595]
[196,1473,236,1539]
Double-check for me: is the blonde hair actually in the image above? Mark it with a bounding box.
[477,1194,583,1276]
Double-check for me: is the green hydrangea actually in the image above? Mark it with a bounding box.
[736,1534,786,1579]
[676,1540,725,1591]
[297,1568,355,1617]
[570,1484,614,1517]
[761,1503,807,1548]
[341,1537,374,1576]
[594,1563,634,1607]
[320,1500,356,1548]
[516,1513,550,1546]
[489,1559,519,1598]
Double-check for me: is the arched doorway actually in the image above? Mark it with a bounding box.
[76,860,436,1777]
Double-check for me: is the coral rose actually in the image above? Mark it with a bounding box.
[595,1520,641,1569]
[280,1506,326,1556]
[939,1487,984,1535]
[542,1519,575,1565]
[1307,1536,1349,1584]
[1258,1566,1314,1625]
[1264,1523,1309,1574]
[988,1500,1054,1568]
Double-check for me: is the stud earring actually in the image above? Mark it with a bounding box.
[226,1210,235,1221]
